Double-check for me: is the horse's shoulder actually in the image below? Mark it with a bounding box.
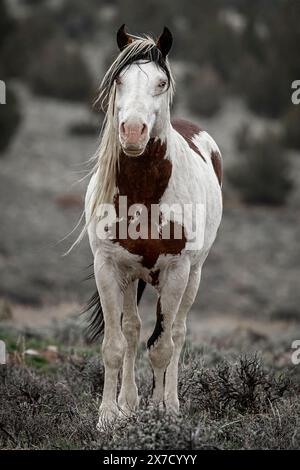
[171,118,205,162]
[199,131,223,187]
[172,118,222,187]
[171,118,202,141]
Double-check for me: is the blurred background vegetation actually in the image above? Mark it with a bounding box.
[0,0,300,321]
[1,0,300,198]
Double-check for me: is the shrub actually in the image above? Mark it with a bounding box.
[228,130,293,205]
[235,1,300,118]
[184,64,224,117]
[234,122,252,153]
[0,0,17,80]
[0,0,14,51]
[27,39,94,102]
[0,10,58,80]
[238,57,289,118]
[55,0,101,40]
[283,105,300,150]
[0,87,21,153]
[179,354,290,418]
[0,324,298,451]
[68,113,104,137]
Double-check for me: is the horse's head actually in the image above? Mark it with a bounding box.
[108,26,174,157]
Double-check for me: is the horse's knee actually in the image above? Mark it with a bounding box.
[172,322,186,349]
[102,334,126,369]
[148,338,174,370]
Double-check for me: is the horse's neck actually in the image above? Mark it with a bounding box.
[116,126,177,207]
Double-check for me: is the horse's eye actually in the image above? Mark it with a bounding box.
[115,76,122,85]
[158,80,167,88]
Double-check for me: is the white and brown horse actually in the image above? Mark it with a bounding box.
[83,26,222,430]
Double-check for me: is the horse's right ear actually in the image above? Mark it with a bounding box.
[117,24,133,51]
[157,26,173,58]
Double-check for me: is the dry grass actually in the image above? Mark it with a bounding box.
[0,323,299,450]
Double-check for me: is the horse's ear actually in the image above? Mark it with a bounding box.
[156,26,173,58]
[117,24,133,51]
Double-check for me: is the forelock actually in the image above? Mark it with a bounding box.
[96,36,174,111]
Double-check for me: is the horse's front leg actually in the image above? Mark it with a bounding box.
[148,258,190,409]
[118,281,141,415]
[94,254,125,430]
[165,265,202,413]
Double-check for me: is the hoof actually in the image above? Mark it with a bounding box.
[96,404,119,431]
[118,394,140,418]
[165,395,180,415]
[165,400,180,415]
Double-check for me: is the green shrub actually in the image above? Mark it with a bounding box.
[27,39,94,102]
[283,105,300,150]
[0,87,21,153]
[228,130,293,205]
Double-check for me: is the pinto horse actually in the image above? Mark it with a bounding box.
[83,25,222,430]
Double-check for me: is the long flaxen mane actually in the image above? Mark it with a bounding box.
[91,35,174,214]
[69,33,175,251]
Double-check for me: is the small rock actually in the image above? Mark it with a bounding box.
[24,349,40,356]
[0,299,13,321]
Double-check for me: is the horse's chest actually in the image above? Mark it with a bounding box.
[116,141,171,206]
[111,141,186,270]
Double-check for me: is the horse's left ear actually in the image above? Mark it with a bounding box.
[156,26,173,58]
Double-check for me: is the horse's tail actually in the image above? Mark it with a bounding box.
[84,278,146,343]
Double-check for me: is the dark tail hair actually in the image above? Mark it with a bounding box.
[83,277,146,343]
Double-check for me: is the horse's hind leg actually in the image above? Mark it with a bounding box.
[118,281,141,415]
[148,258,190,408]
[94,254,125,430]
[165,265,202,413]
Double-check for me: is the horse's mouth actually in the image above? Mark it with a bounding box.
[121,145,145,157]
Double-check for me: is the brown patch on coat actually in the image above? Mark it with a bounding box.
[211,150,223,187]
[112,138,186,269]
[147,298,163,349]
[117,139,171,207]
[150,269,160,286]
[172,118,206,162]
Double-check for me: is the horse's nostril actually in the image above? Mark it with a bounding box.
[141,124,147,135]
[120,122,126,135]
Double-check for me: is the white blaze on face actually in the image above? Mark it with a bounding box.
[116,62,170,156]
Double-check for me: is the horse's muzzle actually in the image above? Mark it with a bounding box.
[119,120,148,156]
